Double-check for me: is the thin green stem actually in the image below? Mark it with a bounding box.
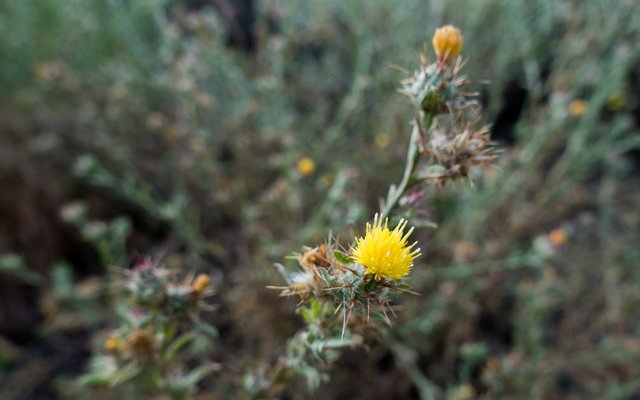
[380,118,423,218]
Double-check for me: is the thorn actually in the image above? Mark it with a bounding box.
[389,64,411,74]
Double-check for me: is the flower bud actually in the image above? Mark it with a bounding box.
[191,273,211,296]
[432,25,464,63]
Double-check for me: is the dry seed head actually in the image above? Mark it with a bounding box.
[432,25,464,63]
[269,244,337,300]
[270,268,320,300]
[286,271,318,298]
[127,329,155,361]
[299,245,329,270]
[425,124,498,186]
[424,123,498,185]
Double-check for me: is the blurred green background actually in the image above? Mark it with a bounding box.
[1,0,640,398]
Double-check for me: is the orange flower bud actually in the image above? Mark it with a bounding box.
[192,273,211,295]
[549,228,568,247]
[569,100,587,117]
[432,25,464,62]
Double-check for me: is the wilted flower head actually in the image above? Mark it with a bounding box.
[127,329,155,361]
[352,214,421,280]
[285,270,318,298]
[423,123,498,186]
[432,25,464,62]
[268,246,331,299]
[298,245,330,270]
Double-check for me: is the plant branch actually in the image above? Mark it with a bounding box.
[380,118,424,218]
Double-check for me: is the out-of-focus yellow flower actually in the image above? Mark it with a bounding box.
[432,25,464,62]
[191,273,211,295]
[297,157,316,176]
[353,214,421,280]
[104,335,123,352]
[569,100,587,117]
[375,132,390,149]
[549,228,567,247]
[607,91,624,111]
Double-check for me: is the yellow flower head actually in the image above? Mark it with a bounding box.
[297,157,316,176]
[104,335,123,352]
[607,91,624,111]
[548,228,568,247]
[191,273,211,295]
[569,100,587,117]
[432,25,464,62]
[375,132,390,150]
[352,214,421,280]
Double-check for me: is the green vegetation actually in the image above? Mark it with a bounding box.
[0,0,639,399]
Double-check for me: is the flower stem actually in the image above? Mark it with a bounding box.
[380,118,423,218]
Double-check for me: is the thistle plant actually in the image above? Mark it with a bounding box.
[258,25,499,397]
[79,256,218,400]
[385,25,499,217]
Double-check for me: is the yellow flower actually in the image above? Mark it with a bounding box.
[607,91,624,111]
[191,273,211,295]
[375,132,390,149]
[352,214,421,280]
[432,25,464,62]
[569,100,587,117]
[549,228,568,247]
[297,157,316,176]
[104,335,123,352]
